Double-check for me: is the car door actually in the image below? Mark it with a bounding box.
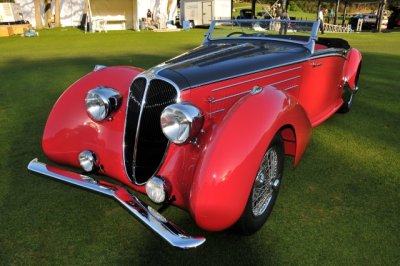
[298,50,346,127]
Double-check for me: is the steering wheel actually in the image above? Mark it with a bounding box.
[227,31,247,37]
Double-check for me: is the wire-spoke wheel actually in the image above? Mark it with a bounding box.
[235,134,284,235]
[252,147,279,217]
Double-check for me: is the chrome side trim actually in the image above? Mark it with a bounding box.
[211,66,302,92]
[207,108,225,116]
[27,159,206,249]
[283,84,300,91]
[269,76,301,86]
[311,50,347,59]
[210,90,251,103]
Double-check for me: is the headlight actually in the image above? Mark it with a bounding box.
[85,87,122,121]
[160,102,203,144]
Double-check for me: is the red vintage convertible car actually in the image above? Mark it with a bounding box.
[28,19,361,249]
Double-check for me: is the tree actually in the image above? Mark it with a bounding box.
[281,0,289,11]
[55,0,60,27]
[34,0,43,30]
[342,0,348,26]
[376,0,387,32]
[44,0,52,28]
[334,0,340,25]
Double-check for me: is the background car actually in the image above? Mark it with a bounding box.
[388,7,400,29]
[349,13,388,30]
[236,8,254,19]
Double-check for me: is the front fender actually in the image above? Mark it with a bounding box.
[189,86,311,231]
[42,66,143,186]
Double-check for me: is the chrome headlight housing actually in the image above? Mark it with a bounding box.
[78,150,97,172]
[146,176,169,204]
[85,87,122,121]
[160,102,203,144]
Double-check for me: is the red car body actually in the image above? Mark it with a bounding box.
[29,19,361,249]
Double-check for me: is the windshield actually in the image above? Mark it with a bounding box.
[206,19,319,46]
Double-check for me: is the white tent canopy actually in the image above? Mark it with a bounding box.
[14,0,176,30]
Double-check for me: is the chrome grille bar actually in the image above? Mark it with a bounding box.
[132,79,150,179]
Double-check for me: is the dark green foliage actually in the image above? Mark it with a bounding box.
[288,1,303,12]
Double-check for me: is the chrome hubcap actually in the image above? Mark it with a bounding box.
[252,148,279,217]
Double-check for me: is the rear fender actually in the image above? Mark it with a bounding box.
[344,48,362,90]
[189,86,312,231]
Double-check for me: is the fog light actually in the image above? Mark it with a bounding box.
[146,176,168,204]
[78,150,97,172]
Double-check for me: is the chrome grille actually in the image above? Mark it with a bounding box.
[124,77,178,185]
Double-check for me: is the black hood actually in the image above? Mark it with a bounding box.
[155,40,310,90]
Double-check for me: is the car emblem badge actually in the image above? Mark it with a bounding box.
[251,85,263,95]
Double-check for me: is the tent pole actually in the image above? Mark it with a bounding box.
[134,0,138,31]
[87,0,92,33]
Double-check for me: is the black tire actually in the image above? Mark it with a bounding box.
[339,65,361,113]
[338,85,354,113]
[235,134,284,235]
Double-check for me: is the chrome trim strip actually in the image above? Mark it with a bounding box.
[211,66,302,92]
[269,76,301,86]
[27,159,206,249]
[210,90,251,103]
[123,73,181,185]
[283,84,299,91]
[311,51,346,59]
[207,109,225,115]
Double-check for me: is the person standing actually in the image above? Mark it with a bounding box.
[318,8,325,34]
[279,9,289,35]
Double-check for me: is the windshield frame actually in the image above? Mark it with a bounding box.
[203,19,320,54]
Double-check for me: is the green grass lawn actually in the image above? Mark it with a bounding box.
[0,28,399,265]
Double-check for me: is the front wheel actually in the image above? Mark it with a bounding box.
[235,134,284,235]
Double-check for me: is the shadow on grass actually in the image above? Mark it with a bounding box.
[335,52,400,153]
[272,52,400,264]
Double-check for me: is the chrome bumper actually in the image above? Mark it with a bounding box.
[27,159,206,249]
